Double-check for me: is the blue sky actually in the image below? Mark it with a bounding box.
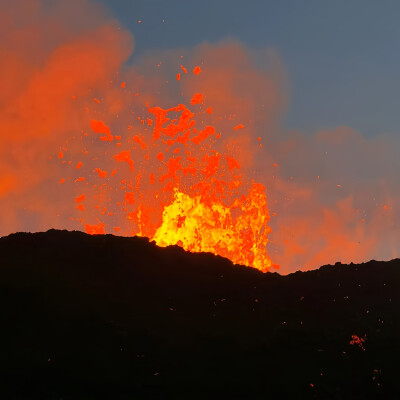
[102,0,400,137]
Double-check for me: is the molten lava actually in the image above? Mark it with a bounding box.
[153,184,271,272]
[62,66,274,272]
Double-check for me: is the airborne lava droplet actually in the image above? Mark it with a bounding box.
[90,120,113,142]
[85,222,105,235]
[190,93,203,105]
[75,194,85,203]
[94,168,107,178]
[113,150,134,172]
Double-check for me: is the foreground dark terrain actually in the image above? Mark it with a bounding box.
[0,230,399,399]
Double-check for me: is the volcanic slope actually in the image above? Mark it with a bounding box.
[0,230,399,399]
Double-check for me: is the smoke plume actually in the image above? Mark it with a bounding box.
[1,0,399,273]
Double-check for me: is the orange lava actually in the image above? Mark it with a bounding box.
[350,334,366,351]
[91,119,113,142]
[113,150,134,172]
[85,222,105,235]
[94,168,107,178]
[190,93,203,105]
[62,65,274,272]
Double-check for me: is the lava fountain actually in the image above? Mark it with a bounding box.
[61,66,275,272]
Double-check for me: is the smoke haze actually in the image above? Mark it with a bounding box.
[1,0,399,273]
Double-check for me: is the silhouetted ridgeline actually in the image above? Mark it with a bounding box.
[0,229,399,399]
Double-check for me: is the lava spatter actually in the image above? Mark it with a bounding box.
[61,65,274,272]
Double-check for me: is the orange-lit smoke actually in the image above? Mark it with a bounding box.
[264,126,400,273]
[1,0,399,273]
[0,0,133,233]
[179,45,400,273]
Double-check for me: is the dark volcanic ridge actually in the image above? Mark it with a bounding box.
[0,229,399,399]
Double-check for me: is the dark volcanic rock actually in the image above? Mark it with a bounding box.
[0,230,399,399]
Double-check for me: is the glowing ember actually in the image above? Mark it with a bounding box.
[62,66,274,272]
[349,334,366,351]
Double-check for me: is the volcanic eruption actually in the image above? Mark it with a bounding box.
[59,66,274,272]
[2,1,400,398]
[1,0,400,274]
